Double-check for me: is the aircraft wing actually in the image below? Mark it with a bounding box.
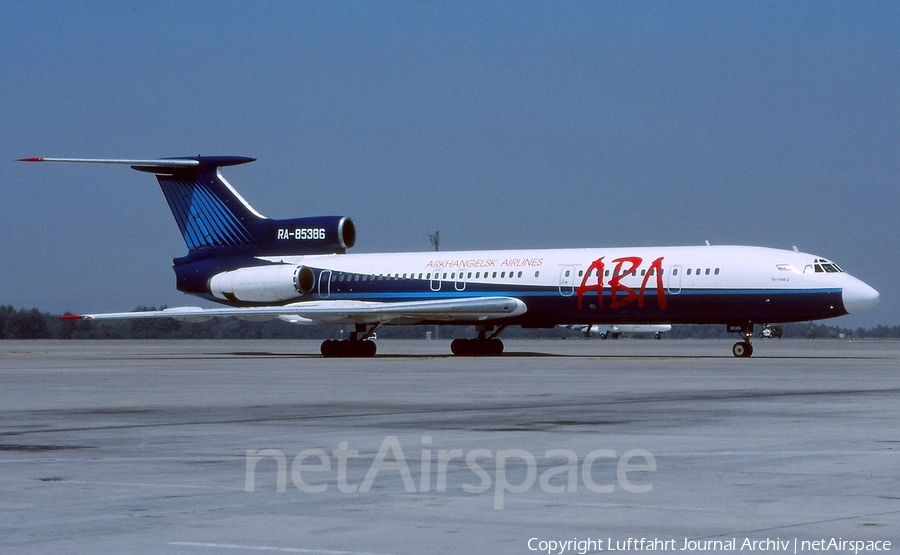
[59,297,527,326]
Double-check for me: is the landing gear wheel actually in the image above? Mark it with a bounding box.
[320,339,377,358]
[321,340,337,357]
[732,342,753,358]
[361,340,377,357]
[451,338,504,356]
[450,338,467,355]
[488,338,503,355]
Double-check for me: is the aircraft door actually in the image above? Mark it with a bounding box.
[430,271,442,291]
[666,265,682,294]
[559,265,576,297]
[318,270,332,298]
[455,270,467,291]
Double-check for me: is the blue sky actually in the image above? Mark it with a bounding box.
[2,1,897,328]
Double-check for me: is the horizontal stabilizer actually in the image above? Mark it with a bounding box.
[18,157,201,168]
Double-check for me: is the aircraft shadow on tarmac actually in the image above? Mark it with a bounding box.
[215,351,881,360]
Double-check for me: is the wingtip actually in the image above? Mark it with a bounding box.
[17,157,45,162]
[57,314,88,320]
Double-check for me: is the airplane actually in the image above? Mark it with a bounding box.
[19,155,880,358]
[563,324,672,339]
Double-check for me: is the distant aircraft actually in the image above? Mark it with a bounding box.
[564,324,672,339]
[20,156,879,358]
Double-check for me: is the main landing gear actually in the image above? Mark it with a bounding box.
[451,325,507,356]
[321,324,380,358]
[729,322,754,358]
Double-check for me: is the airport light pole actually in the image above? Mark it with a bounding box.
[429,231,440,252]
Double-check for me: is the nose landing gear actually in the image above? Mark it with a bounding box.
[728,322,755,358]
[731,340,753,358]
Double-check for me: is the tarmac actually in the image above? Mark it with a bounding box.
[1,338,898,554]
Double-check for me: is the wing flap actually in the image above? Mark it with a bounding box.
[61,297,527,326]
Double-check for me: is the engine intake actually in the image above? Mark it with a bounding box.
[294,266,315,294]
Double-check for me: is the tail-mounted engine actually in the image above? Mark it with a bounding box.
[209,265,317,303]
[262,216,355,255]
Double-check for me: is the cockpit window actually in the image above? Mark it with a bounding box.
[812,258,844,273]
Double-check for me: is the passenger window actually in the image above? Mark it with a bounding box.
[451,273,455,279]
[605,270,610,277]
[705,268,710,275]
[518,271,522,278]
[578,270,584,277]
[501,272,506,278]
[714,268,720,275]
[426,273,431,280]
[686,268,692,275]
[673,269,678,276]
[492,272,497,278]
[442,273,448,279]
[476,272,480,279]
[534,271,540,278]
[695,268,700,275]
[354,274,360,281]
[565,270,570,277]
[467,272,472,279]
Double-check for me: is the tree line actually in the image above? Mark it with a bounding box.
[0,305,898,340]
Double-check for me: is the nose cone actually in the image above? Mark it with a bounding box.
[842,277,880,314]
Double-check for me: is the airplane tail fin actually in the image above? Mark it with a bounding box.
[19,156,355,256]
[137,156,263,250]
